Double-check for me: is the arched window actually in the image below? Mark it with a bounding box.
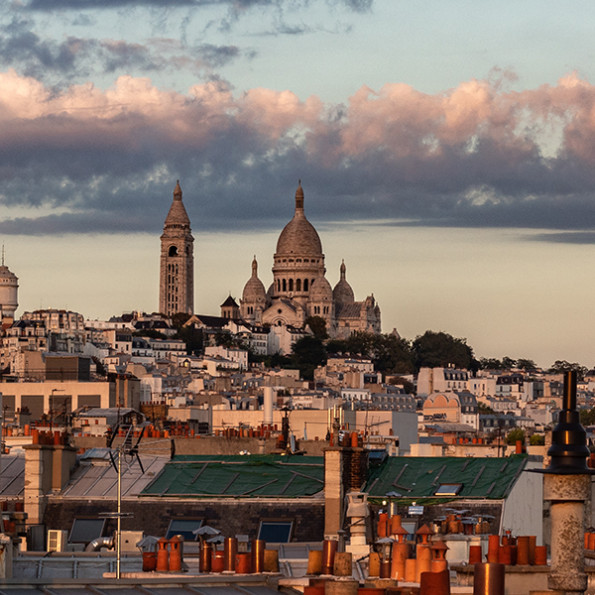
[289,279,294,291]
[169,245,178,257]
[282,279,287,292]
[296,279,301,291]
[304,279,309,291]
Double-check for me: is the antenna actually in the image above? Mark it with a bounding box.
[103,416,147,579]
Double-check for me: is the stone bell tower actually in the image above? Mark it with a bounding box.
[159,181,194,317]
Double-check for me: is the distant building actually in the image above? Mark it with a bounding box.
[417,366,470,396]
[239,183,382,338]
[0,253,18,325]
[159,181,194,317]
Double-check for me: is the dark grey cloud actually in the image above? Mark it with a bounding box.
[25,0,372,11]
[0,16,248,83]
[1,72,595,241]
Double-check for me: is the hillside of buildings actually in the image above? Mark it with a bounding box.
[1,307,594,455]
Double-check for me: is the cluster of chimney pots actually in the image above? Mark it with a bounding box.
[141,535,280,574]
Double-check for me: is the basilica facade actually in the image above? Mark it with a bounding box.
[239,183,381,339]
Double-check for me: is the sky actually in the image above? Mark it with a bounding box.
[3,1,595,367]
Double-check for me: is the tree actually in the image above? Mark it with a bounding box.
[412,331,475,370]
[548,360,588,380]
[325,332,414,375]
[580,407,595,427]
[305,316,328,341]
[529,434,545,446]
[175,326,204,355]
[372,334,414,375]
[501,356,517,369]
[506,428,525,445]
[478,357,504,370]
[171,312,192,329]
[291,336,327,380]
[326,339,349,355]
[344,331,377,359]
[517,358,538,371]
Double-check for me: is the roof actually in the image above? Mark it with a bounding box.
[221,295,240,308]
[335,303,362,318]
[0,455,24,497]
[60,452,170,499]
[164,180,191,228]
[275,184,323,257]
[365,455,527,504]
[140,454,324,499]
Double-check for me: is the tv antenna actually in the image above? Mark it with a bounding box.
[101,419,147,579]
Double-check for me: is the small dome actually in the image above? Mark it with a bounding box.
[310,276,333,302]
[164,180,191,228]
[275,182,323,257]
[242,257,267,303]
[0,265,18,284]
[333,260,354,305]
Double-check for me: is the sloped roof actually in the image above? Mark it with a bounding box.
[140,454,324,499]
[61,452,170,499]
[0,455,24,497]
[365,455,527,504]
[335,303,362,318]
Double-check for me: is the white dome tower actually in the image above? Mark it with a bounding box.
[0,247,18,323]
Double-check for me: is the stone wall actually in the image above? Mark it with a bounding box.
[43,499,325,542]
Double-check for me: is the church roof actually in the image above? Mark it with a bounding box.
[221,295,239,308]
[335,302,363,318]
[310,276,333,301]
[333,260,354,305]
[242,257,266,303]
[164,180,191,228]
[275,182,323,257]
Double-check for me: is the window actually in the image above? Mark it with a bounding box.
[69,518,107,544]
[165,518,203,540]
[258,521,293,543]
[434,483,463,496]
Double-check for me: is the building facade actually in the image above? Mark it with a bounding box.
[240,183,381,338]
[159,181,194,317]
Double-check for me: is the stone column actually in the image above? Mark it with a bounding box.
[544,473,590,594]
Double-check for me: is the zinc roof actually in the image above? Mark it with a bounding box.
[365,455,527,504]
[140,455,324,499]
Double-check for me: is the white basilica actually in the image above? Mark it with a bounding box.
[239,182,381,339]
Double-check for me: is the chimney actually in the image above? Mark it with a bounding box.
[23,434,77,526]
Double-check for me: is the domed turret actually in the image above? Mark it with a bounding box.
[275,182,323,257]
[0,250,18,322]
[310,276,333,301]
[242,257,267,303]
[333,260,355,305]
[272,182,326,301]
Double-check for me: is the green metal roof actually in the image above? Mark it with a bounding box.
[140,455,324,499]
[365,455,527,505]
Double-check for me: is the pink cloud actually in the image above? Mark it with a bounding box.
[3,68,595,170]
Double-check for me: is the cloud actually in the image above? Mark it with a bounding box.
[25,0,373,11]
[2,70,595,238]
[0,16,249,84]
